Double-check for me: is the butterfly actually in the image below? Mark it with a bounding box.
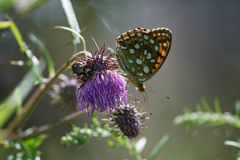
[116,27,172,93]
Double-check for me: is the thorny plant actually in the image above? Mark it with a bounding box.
[0,0,169,160]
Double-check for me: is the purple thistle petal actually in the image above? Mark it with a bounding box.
[72,41,129,116]
[77,71,127,114]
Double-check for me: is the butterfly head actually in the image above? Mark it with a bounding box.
[128,79,146,92]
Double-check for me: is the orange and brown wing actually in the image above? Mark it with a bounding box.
[116,27,172,83]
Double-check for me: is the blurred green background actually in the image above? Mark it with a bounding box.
[1,0,240,159]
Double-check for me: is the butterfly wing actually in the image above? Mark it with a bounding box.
[116,27,172,83]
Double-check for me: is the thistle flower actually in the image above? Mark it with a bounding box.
[103,100,149,138]
[72,40,128,115]
[48,74,78,111]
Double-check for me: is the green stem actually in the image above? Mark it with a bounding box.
[18,51,86,129]
[73,42,77,55]
[53,26,86,53]
[128,145,143,160]
[114,137,143,160]
[5,51,85,135]
[16,110,86,140]
[133,152,143,160]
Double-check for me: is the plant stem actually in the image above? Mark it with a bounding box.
[7,51,86,136]
[16,110,86,140]
[128,145,143,160]
[19,51,86,128]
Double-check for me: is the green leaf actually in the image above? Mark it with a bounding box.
[92,116,100,128]
[69,123,77,129]
[106,139,122,148]
[135,137,147,154]
[236,150,240,158]
[147,134,170,160]
[183,108,192,114]
[107,47,117,59]
[0,0,47,14]
[234,100,240,116]
[77,138,90,149]
[7,135,46,160]
[201,98,213,112]
[5,16,28,52]
[18,140,33,159]
[0,61,46,139]
[29,33,55,78]
[196,103,203,112]
[25,134,46,148]
[224,140,240,148]
[60,0,81,54]
[53,26,86,53]
[25,49,45,85]
[17,0,47,15]
[4,17,44,84]
[0,0,16,10]
[107,139,115,147]
[214,98,222,114]
[0,89,21,129]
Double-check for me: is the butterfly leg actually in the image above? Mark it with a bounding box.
[128,94,145,103]
[141,92,146,103]
[142,91,153,116]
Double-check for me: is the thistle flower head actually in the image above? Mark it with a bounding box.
[72,40,128,115]
[48,74,78,111]
[103,100,149,138]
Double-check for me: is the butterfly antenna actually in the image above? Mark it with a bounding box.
[145,88,170,99]
[142,91,152,116]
